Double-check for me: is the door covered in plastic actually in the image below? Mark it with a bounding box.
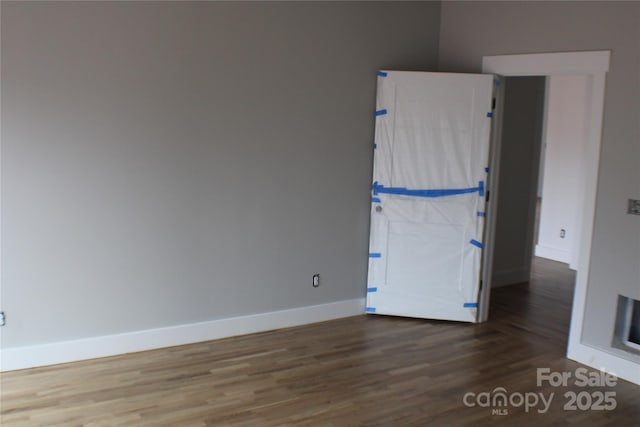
[366,71,494,322]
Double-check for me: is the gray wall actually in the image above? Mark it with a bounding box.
[439,1,640,360]
[1,1,441,348]
[492,77,546,287]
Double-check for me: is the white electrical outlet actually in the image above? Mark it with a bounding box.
[312,274,320,287]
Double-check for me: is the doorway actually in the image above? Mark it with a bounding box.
[490,74,591,285]
[490,75,546,289]
[477,51,626,379]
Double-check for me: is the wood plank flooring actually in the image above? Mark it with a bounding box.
[2,258,639,426]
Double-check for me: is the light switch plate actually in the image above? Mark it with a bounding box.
[628,199,640,215]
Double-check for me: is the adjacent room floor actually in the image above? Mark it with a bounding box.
[2,258,639,426]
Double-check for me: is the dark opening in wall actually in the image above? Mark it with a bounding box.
[613,295,640,355]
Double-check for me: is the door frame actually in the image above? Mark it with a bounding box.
[479,51,638,384]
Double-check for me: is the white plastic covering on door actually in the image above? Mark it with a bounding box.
[366,71,494,322]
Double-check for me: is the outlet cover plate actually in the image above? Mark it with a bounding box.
[628,199,640,216]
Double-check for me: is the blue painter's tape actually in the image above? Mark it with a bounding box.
[470,239,483,249]
[377,71,388,77]
[485,167,490,173]
[477,211,486,217]
[372,197,381,203]
[375,109,388,117]
[374,143,377,149]
[464,302,478,308]
[366,307,377,313]
[367,287,378,293]
[487,112,493,118]
[494,79,501,87]
[369,252,382,258]
[372,181,484,199]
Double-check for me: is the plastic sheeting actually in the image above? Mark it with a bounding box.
[366,71,494,322]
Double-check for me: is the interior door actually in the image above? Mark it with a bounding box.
[366,71,495,323]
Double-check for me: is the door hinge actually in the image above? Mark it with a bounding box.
[479,280,483,291]
[492,98,496,110]
[485,190,490,202]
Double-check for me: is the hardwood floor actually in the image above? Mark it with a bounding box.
[2,258,639,426]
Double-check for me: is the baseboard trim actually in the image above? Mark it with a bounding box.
[567,342,640,386]
[492,268,530,287]
[0,298,366,372]
[535,244,570,264]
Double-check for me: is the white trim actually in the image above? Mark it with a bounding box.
[478,76,506,322]
[482,51,610,76]
[565,71,631,377]
[567,344,640,386]
[0,298,365,372]
[481,51,640,385]
[535,244,571,264]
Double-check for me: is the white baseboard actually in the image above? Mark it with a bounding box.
[0,298,366,372]
[535,244,570,264]
[567,341,640,386]
[492,268,530,287]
